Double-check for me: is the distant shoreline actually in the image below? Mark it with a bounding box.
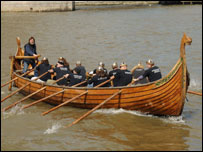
[75,1,159,6]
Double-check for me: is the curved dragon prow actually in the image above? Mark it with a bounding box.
[15,37,24,56]
[180,33,192,113]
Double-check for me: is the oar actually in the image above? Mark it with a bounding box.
[1,73,62,112]
[1,71,48,104]
[41,78,114,116]
[1,83,30,103]
[127,79,135,86]
[187,90,202,96]
[67,90,122,128]
[1,64,40,88]
[94,77,114,88]
[22,80,87,110]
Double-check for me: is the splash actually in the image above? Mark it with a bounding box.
[44,122,62,134]
[162,115,185,124]
[94,108,185,124]
[189,79,202,90]
[94,108,152,117]
[2,105,25,119]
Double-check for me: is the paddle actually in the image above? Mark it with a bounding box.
[67,90,122,128]
[1,64,40,88]
[187,90,202,96]
[22,80,87,110]
[1,75,65,112]
[41,77,114,116]
[1,71,49,104]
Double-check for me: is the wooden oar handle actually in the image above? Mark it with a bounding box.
[15,55,41,59]
[33,71,49,81]
[22,90,65,109]
[1,77,18,88]
[1,82,30,103]
[52,76,65,85]
[1,63,41,88]
[41,91,88,116]
[22,81,87,110]
[95,77,114,88]
[72,80,87,87]
[187,90,202,96]
[2,86,46,111]
[67,90,122,128]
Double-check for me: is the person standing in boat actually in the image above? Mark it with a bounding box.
[23,36,38,77]
[110,62,132,86]
[88,66,110,87]
[31,57,52,82]
[48,60,70,86]
[109,62,121,87]
[133,59,162,83]
[131,62,148,85]
[74,61,86,81]
[64,68,83,87]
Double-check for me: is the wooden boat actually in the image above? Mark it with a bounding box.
[7,33,192,116]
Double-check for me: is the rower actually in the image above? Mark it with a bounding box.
[134,59,162,83]
[58,57,70,71]
[31,57,51,83]
[48,60,70,86]
[132,62,148,85]
[93,62,108,75]
[109,62,121,87]
[111,62,132,86]
[88,66,110,87]
[74,61,86,81]
[64,68,83,87]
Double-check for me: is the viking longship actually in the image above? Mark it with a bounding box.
[3,33,192,116]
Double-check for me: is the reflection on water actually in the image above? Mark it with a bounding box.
[1,5,202,151]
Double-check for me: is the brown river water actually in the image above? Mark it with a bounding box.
[1,5,202,151]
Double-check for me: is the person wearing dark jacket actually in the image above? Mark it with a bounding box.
[93,62,108,75]
[88,66,110,87]
[58,57,70,71]
[35,57,52,82]
[131,62,148,85]
[111,62,132,86]
[23,37,39,77]
[49,60,70,86]
[64,68,83,87]
[74,61,86,81]
[109,62,121,87]
[134,59,162,83]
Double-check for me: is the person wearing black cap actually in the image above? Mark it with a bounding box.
[49,60,70,86]
[34,57,52,82]
[88,66,110,87]
[134,59,162,83]
[64,68,83,87]
[111,62,132,86]
[109,62,121,87]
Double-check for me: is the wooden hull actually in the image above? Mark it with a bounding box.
[12,58,186,116]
